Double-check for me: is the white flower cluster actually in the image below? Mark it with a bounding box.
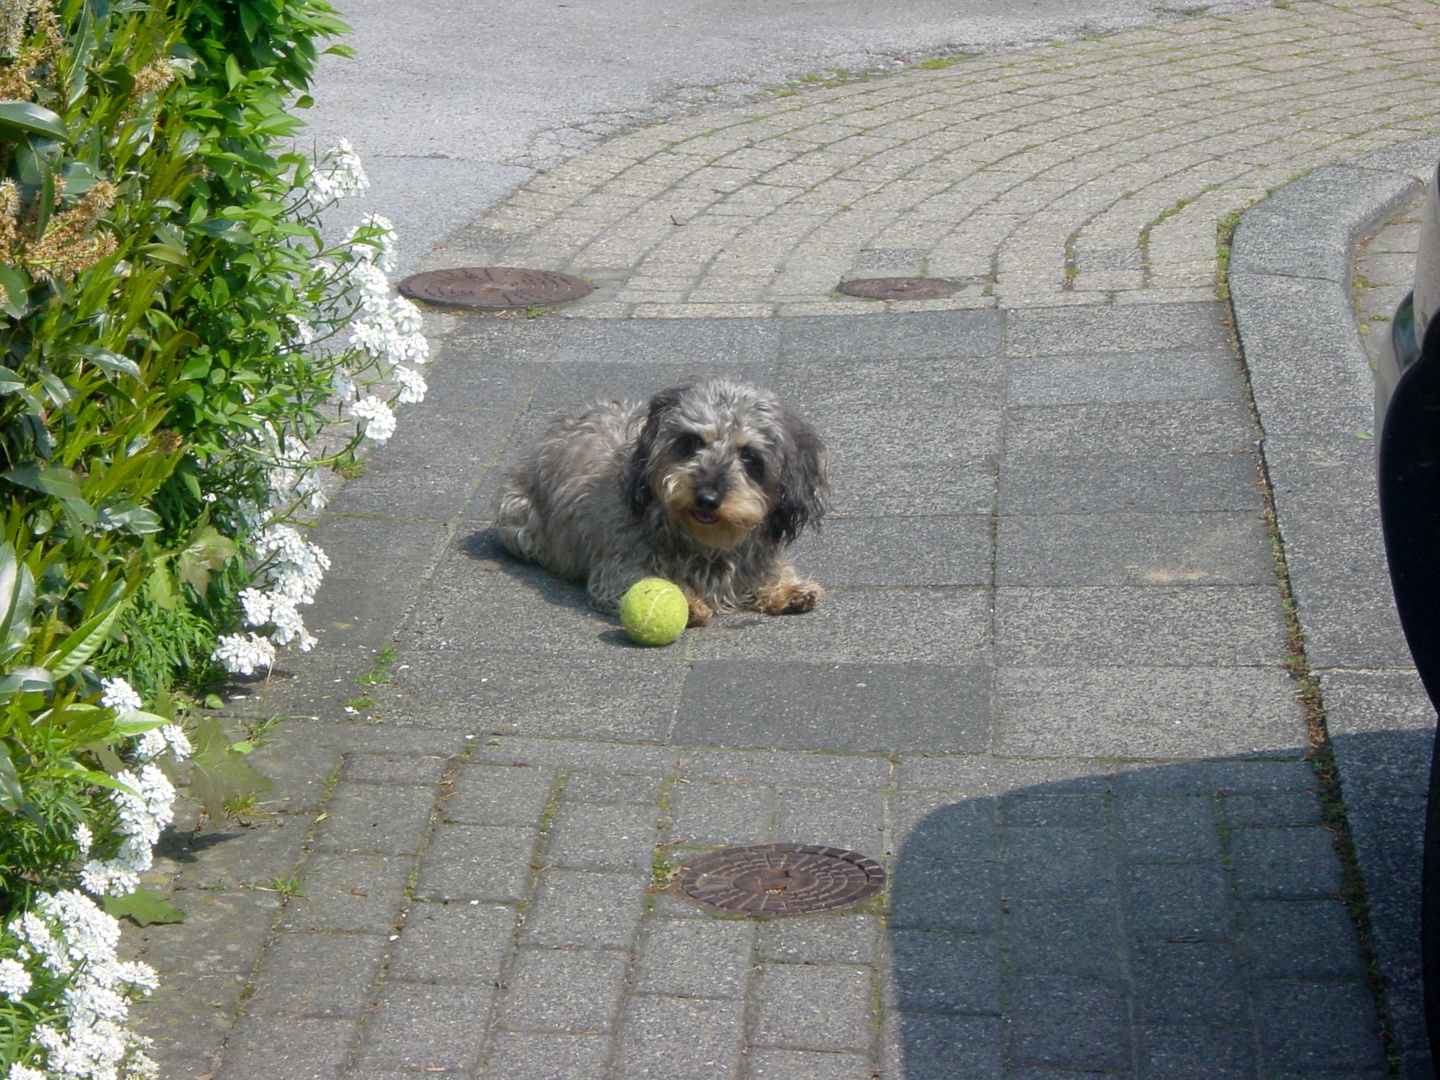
[7,891,158,1080]
[263,430,327,514]
[80,765,176,899]
[305,137,369,202]
[212,523,331,673]
[98,678,142,717]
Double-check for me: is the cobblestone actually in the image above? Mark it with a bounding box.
[424,0,1440,318]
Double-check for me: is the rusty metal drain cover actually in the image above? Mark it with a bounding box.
[675,844,885,916]
[837,277,961,300]
[398,267,594,309]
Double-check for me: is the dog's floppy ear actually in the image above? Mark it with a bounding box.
[622,386,686,518]
[766,411,828,544]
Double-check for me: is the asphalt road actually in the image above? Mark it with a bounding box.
[303,0,1276,274]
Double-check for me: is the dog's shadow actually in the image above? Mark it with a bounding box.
[458,527,654,649]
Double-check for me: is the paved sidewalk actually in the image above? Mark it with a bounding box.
[120,0,1440,1078]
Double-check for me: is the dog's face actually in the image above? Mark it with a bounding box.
[622,381,827,550]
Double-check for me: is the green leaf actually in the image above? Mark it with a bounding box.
[44,601,124,678]
[3,461,85,501]
[176,527,239,594]
[0,263,30,318]
[137,242,190,268]
[108,710,168,738]
[0,101,69,141]
[0,541,35,659]
[74,345,140,380]
[97,501,162,535]
[0,369,23,394]
[0,741,36,821]
[0,666,53,698]
[102,889,186,926]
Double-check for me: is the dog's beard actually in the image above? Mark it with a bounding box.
[658,468,768,550]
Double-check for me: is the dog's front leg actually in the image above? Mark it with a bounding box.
[754,563,824,615]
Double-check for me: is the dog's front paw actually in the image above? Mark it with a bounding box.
[686,596,714,626]
[759,579,823,615]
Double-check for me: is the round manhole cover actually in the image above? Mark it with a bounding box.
[397,267,595,309]
[837,277,962,300]
[675,844,885,916]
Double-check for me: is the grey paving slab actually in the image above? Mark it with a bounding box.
[680,747,889,787]
[998,451,1263,514]
[1002,400,1256,456]
[522,364,784,433]
[482,1033,613,1080]
[775,787,887,854]
[770,353,1003,412]
[1001,897,1123,978]
[445,317,567,365]
[888,1013,1002,1080]
[890,930,999,1014]
[274,853,413,934]
[214,1016,357,1080]
[519,869,649,948]
[353,984,494,1072]
[758,916,880,966]
[387,901,517,983]
[614,995,746,1080]
[992,666,1306,759]
[1123,862,1234,942]
[308,782,436,855]
[298,516,452,654]
[751,964,873,1052]
[1131,941,1247,1025]
[1254,982,1387,1072]
[995,585,1287,666]
[1007,348,1243,406]
[244,932,389,1018]
[827,452,997,515]
[1006,976,1131,1070]
[1003,302,1231,357]
[1136,1026,1257,1080]
[633,918,756,998]
[169,816,308,891]
[397,646,687,742]
[419,357,543,410]
[542,801,659,872]
[777,310,1003,363]
[673,661,989,753]
[414,823,536,901]
[667,779,775,845]
[789,512,990,584]
[560,770,665,804]
[996,512,1274,587]
[554,317,782,365]
[688,586,993,664]
[748,1049,875,1080]
[495,947,629,1033]
[1242,899,1370,979]
[444,763,559,824]
[340,751,451,786]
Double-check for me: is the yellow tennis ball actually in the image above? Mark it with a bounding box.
[620,578,688,646]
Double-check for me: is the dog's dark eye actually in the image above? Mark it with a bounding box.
[740,446,765,480]
[675,433,704,458]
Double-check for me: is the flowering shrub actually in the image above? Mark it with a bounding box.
[0,0,431,1074]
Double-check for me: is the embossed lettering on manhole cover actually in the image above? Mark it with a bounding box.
[397,267,595,309]
[837,277,962,300]
[675,844,885,916]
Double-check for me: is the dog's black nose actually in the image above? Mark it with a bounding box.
[694,489,723,512]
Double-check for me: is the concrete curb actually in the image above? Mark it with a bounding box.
[1231,133,1440,1080]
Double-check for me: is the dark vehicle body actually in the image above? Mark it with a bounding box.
[1375,160,1440,1058]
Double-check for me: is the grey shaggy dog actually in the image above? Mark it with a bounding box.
[494,379,828,626]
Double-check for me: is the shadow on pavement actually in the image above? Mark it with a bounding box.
[888,740,1427,1077]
